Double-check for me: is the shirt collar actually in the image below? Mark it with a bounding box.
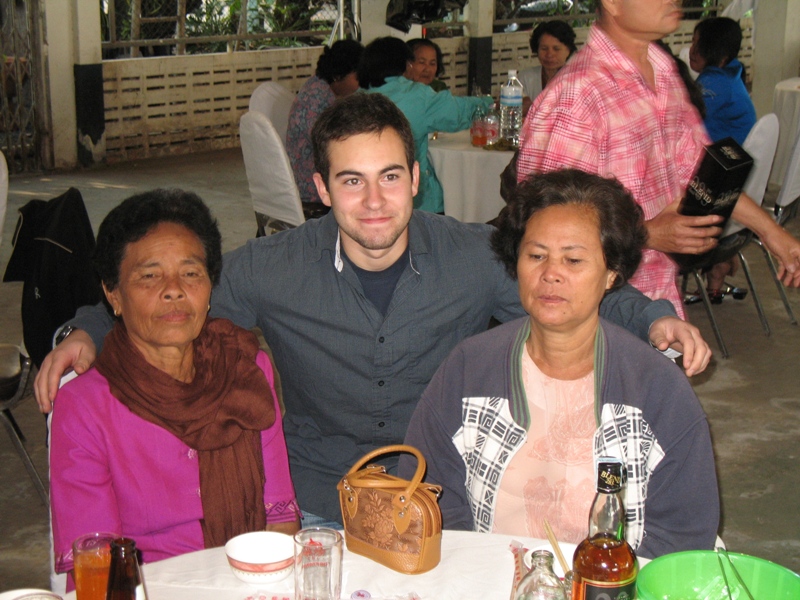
[588,24,676,89]
[328,210,431,274]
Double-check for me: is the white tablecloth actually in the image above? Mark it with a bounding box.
[770,77,800,186]
[62,531,547,600]
[428,131,515,224]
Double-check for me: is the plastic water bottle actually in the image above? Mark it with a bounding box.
[500,69,524,147]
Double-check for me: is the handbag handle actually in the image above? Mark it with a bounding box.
[343,444,427,533]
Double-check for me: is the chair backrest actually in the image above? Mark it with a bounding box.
[774,125,800,215]
[239,110,305,228]
[721,113,779,237]
[0,151,8,248]
[248,82,295,144]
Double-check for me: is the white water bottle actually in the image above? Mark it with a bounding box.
[500,69,524,147]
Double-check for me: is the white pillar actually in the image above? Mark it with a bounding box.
[43,0,102,168]
[752,0,800,116]
[465,0,494,38]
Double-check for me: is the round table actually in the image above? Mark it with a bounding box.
[770,77,800,187]
[60,531,556,600]
[428,131,515,224]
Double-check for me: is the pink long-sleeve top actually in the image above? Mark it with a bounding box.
[51,350,298,576]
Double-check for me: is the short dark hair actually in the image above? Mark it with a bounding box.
[357,37,414,89]
[654,40,706,118]
[316,39,364,84]
[407,38,445,77]
[491,169,646,292]
[94,189,223,291]
[529,21,578,57]
[693,17,743,68]
[312,93,416,187]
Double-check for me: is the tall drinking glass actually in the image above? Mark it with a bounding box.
[72,532,116,600]
[293,527,342,600]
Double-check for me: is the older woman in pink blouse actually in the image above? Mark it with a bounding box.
[51,190,299,587]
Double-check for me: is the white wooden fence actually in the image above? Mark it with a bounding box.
[101,18,753,163]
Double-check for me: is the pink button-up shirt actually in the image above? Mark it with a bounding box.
[518,25,710,317]
[51,351,298,577]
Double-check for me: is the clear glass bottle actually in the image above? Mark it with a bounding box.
[571,460,637,600]
[106,538,147,600]
[484,102,500,146]
[499,69,524,147]
[471,104,488,147]
[514,550,567,600]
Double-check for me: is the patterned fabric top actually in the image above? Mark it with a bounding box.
[491,348,595,543]
[517,24,710,317]
[286,75,335,203]
[453,322,663,549]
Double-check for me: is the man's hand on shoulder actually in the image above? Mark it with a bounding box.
[649,316,711,377]
[34,330,97,414]
[646,201,723,255]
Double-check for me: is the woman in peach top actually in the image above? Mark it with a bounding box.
[401,169,720,559]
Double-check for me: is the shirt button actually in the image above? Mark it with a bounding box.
[187,449,197,459]
[196,488,201,497]
[378,336,385,343]
[378,380,384,387]
[378,421,386,428]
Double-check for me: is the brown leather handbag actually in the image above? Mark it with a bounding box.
[337,444,443,574]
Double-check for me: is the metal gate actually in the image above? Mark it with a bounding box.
[0,0,42,173]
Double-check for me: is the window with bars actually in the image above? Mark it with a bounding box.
[101,0,343,57]
[493,0,724,31]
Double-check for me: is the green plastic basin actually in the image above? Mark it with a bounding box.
[636,550,800,599]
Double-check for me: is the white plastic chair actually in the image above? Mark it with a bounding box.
[248,82,295,144]
[686,114,781,357]
[48,372,78,594]
[754,124,800,325]
[239,110,305,235]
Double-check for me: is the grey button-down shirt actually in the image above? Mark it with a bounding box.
[70,210,674,522]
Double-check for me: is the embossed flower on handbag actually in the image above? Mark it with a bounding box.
[337,444,443,574]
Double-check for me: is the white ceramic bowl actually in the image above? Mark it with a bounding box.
[523,542,579,578]
[224,531,294,585]
[0,591,62,600]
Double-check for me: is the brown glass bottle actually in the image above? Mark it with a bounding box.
[105,537,147,600]
[571,460,637,600]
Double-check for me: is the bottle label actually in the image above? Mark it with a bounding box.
[500,85,523,107]
[577,575,636,600]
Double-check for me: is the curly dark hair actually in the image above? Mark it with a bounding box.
[491,169,646,292]
[529,21,578,57]
[316,39,364,85]
[357,36,414,89]
[312,93,416,188]
[407,38,445,78]
[693,17,742,69]
[94,189,223,291]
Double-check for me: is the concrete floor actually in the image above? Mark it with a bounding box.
[0,148,798,592]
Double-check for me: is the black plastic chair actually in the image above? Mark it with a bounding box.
[0,343,49,507]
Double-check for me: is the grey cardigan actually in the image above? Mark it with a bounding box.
[401,317,720,559]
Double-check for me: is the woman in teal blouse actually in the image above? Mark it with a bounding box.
[358,37,492,214]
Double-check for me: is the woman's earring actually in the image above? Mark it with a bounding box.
[207,304,211,313]
[113,309,120,317]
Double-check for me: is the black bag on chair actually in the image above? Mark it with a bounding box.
[386,0,446,33]
[3,188,102,367]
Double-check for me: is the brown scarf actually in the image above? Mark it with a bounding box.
[95,317,276,548]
